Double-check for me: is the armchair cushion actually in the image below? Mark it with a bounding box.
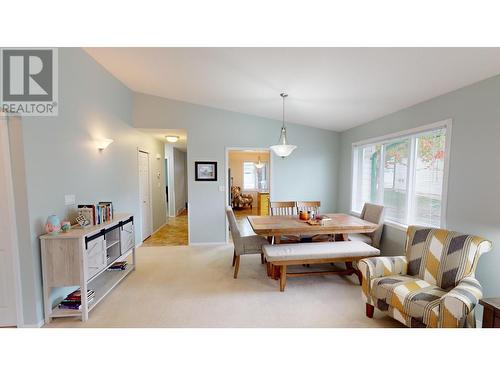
[371,275,446,326]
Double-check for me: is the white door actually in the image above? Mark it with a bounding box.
[138,151,152,241]
[0,115,20,327]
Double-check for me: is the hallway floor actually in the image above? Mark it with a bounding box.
[143,211,188,246]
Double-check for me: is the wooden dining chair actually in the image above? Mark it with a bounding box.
[296,201,321,214]
[269,201,299,243]
[269,201,297,216]
[296,201,330,242]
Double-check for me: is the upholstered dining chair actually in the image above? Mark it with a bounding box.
[359,226,493,328]
[349,203,385,248]
[226,206,268,279]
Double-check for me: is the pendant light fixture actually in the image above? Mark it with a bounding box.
[270,93,297,158]
[255,155,264,169]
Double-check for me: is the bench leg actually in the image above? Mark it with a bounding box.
[366,303,374,318]
[266,261,272,276]
[261,253,265,264]
[233,255,240,279]
[280,265,287,292]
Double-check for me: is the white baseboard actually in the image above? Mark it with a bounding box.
[189,242,228,246]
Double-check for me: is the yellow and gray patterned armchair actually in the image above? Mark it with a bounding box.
[359,226,492,328]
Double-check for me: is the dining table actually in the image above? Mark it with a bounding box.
[247,213,378,243]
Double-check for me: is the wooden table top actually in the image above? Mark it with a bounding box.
[480,298,500,311]
[247,213,378,236]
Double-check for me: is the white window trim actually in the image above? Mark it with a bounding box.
[350,118,452,230]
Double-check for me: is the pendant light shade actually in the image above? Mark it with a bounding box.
[255,155,265,169]
[271,93,297,158]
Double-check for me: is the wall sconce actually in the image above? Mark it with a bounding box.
[95,138,114,151]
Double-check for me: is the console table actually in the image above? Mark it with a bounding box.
[40,213,136,323]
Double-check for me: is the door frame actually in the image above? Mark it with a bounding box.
[137,149,153,242]
[224,147,273,243]
[0,113,24,327]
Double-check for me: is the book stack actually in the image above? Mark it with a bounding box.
[58,289,95,310]
[108,261,127,271]
[97,202,113,224]
[77,202,113,226]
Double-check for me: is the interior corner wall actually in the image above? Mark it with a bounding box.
[13,48,166,326]
[134,93,340,244]
[337,74,500,309]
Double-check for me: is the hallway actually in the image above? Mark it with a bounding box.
[143,212,188,246]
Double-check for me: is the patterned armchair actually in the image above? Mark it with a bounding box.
[231,186,253,209]
[359,226,492,328]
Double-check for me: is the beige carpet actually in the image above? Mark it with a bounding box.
[44,244,403,328]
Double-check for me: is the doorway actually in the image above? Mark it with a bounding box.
[227,149,271,231]
[141,129,189,247]
[0,114,22,327]
[138,150,153,241]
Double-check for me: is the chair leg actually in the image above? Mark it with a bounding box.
[366,303,374,318]
[279,265,287,292]
[232,251,236,267]
[233,255,240,279]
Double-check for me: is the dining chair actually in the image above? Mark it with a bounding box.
[269,201,300,243]
[296,201,321,214]
[349,203,385,248]
[226,206,268,279]
[296,201,329,242]
[269,201,297,216]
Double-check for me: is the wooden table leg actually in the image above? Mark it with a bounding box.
[280,265,287,292]
[274,235,281,244]
[341,233,349,241]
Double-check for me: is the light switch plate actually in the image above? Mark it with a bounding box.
[64,194,76,205]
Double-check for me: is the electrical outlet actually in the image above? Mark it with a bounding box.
[64,194,76,205]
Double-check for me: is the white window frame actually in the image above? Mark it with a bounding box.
[242,161,257,190]
[350,119,452,230]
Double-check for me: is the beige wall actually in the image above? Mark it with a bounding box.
[229,150,270,202]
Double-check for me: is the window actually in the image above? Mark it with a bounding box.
[243,161,269,190]
[352,121,449,228]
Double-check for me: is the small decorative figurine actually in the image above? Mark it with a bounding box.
[61,221,71,233]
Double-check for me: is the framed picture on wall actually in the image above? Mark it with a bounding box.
[195,161,217,181]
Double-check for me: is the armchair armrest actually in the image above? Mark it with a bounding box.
[358,256,408,304]
[439,276,483,328]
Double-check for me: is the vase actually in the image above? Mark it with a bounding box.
[45,215,61,235]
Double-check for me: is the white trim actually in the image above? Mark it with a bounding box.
[352,119,451,147]
[350,118,452,228]
[189,242,228,246]
[351,209,408,231]
[224,146,272,244]
[135,242,143,249]
[137,148,154,242]
[0,113,24,328]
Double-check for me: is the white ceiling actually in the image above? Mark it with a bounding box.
[139,128,187,151]
[86,48,500,131]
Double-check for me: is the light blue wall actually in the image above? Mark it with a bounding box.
[134,93,340,243]
[11,48,166,325]
[337,75,500,310]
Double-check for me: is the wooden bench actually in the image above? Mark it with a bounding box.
[263,241,380,291]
